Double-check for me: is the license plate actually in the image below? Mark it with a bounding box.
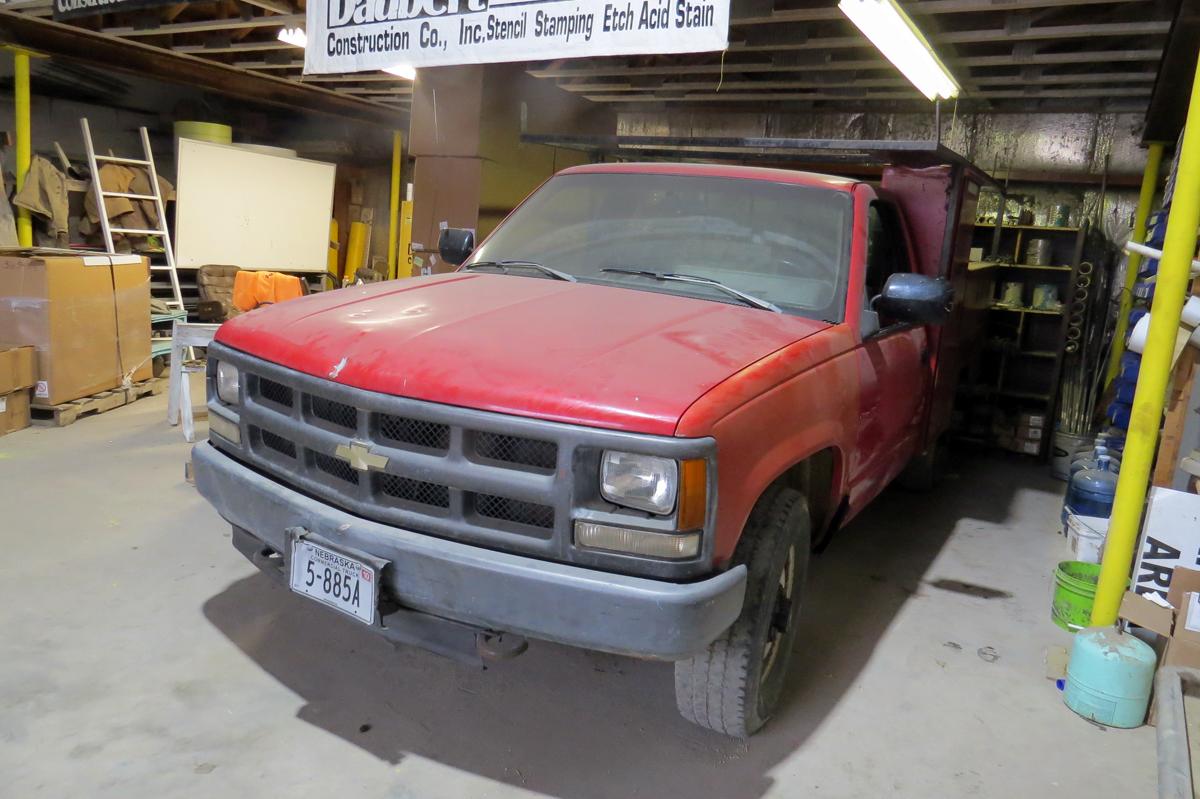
[289,539,378,625]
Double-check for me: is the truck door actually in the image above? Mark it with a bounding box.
[850,201,930,506]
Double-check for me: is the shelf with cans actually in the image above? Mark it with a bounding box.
[954,214,1091,458]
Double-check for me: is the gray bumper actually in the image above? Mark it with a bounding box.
[193,443,746,660]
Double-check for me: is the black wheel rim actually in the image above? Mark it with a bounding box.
[761,544,796,683]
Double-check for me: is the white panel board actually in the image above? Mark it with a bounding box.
[1131,487,1200,602]
[174,138,335,273]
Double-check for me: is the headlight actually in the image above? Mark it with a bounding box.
[600,451,677,515]
[216,361,240,405]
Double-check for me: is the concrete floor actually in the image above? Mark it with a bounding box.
[0,394,1156,798]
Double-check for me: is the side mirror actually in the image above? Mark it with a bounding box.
[875,273,953,325]
[438,228,475,266]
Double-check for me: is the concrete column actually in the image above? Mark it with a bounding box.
[408,65,486,276]
[407,63,616,276]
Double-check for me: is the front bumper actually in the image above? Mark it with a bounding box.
[193,443,746,660]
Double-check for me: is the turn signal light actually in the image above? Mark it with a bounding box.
[677,458,707,530]
[209,413,241,445]
[574,522,700,559]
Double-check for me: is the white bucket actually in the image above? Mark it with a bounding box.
[1067,514,1110,564]
[1052,431,1091,481]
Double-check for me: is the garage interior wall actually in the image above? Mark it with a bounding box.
[620,109,1149,241]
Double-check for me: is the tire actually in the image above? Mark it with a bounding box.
[674,486,811,738]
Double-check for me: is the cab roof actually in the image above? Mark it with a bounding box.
[557,162,859,192]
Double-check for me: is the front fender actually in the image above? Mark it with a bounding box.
[678,333,859,565]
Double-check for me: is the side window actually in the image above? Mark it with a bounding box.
[864,202,911,302]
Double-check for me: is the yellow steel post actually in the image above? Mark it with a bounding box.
[398,192,414,279]
[1104,141,1166,387]
[386,131,402,279]
[13,49,32,248]
[1091,53,1200,626]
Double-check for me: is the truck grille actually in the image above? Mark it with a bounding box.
[236,367,566,555]
[208,343,718,579]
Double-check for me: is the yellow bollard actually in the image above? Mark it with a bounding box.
[1091,52,1200,626]
[13,49,32,248]
[386,131,403,279]
[1105,142,1165,387]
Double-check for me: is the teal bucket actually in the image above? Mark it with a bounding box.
[1052,561,1101,632]
[1064,627,1156,728]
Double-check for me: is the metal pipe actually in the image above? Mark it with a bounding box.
[1125,240,1200,274]
[1155,667,1194,798]
[386,130,402,279]
[1106,142,1166,387]
[13,48,31,248]
[1091,52,1200,626]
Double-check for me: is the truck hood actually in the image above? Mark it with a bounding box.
[216,273,829,435]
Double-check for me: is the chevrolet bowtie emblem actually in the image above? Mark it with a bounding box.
[334,440,389,472]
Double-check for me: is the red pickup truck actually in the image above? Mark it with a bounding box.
[195,160,984,737]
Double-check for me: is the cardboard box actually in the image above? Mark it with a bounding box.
[0,388,31,435]
[1019,411,1047,428]
[1120,566,1200,670]
[999,437,1040,456]
[1015,423,1044,442]
[0,252,151,405]
[0,344,35,393]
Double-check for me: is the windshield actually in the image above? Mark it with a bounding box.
[468,172,853,321]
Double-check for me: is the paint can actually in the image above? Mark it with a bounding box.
[1032,283,1059,310]
[999,281,1023,307]
[1066,514,1109,564]
[1051,431,1090,480]
[1052,561,1101,632]
[1025,238,1053,266]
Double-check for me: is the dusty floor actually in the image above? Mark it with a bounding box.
[0,394,1156,798]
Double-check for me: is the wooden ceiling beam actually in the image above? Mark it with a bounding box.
[730,20,1170,52]
[174,39,293,53]
[558,70,1160,93]
[732,0,1152,25]
[530,49,1163,79]
[233,59,302,69]
[580,87,1153,102]
[298,73,415,82]
[238,0,293,14]
[103,12,302,37]
[0,10,400,123]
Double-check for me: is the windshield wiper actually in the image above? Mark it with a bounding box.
[461,260,576,282]
[599,268,781,313]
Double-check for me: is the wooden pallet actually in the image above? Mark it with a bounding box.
[31,378,165,427]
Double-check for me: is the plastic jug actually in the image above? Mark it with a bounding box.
[1071,446,1121,476]
[1065,456,1118,521]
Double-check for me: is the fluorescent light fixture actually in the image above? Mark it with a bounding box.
[277,27,307,48]
[383,64,417,80]
[839,0,960,101]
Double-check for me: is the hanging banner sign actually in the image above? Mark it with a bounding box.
[53,0,191,20]
[304,0,730,74]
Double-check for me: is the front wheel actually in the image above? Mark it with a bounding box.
[674,486,811,737]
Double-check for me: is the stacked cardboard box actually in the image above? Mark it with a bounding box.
[0,344,35,436]
[0,252,151,406]
[1120,567,1200,671]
